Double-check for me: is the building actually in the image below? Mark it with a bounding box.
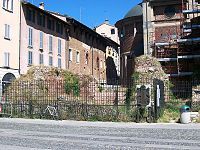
[95,20,120,77]
[20,2,69,74]
[95,19,120,44]
[0,0,21,96]
[143,0,200,82]
[49,12,120,81]
[115,4,144,83]
[0,0,120,96]
[65,17,107,81]
[115,0,200,83]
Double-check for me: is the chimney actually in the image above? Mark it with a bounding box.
[39,2,44,10]
[104,19,109,24]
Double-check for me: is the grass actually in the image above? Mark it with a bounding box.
[158,101,184,123]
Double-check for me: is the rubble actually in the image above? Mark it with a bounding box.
[134,55,168,81]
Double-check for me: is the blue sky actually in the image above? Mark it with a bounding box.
[30,0,141,28]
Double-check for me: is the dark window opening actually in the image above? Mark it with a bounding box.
[26,7,35,23]
[111,29,115,34]
[85,52,89,64]
[47,18,55,31]
[56,21,63,35]
[96,57,99,69]
[37,12,45,27]
[164,6,176,18]
[42,15,45,27]
[47,18,51,29]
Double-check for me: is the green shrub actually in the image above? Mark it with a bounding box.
[98,85,104,93]
[64,72,80,96]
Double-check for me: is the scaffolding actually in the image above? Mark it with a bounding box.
[177,0,200,78]
[153,0,200,79]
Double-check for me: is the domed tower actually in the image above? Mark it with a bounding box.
[115,4,144,83]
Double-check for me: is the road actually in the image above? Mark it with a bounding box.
[0,118,200,150]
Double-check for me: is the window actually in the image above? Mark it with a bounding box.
[58,58,61,68]
[85,51,89,64]
[37,13,45,27]
[42,15,46,27]
[120,27,125,38]
[111,29,115,34]
[58,39,61,56]
[47,18,55,31]
[26,8,35,23]
[49,36,53,53]
[164,6,176,18]
[37,13,42,26]
[39,53,43,65]
[40,32,43,49]
[69,49,72,61]
[47,18,51,30]
[3,0,13,12]
[100,60,103,69]
[28,51,33,65]
[56,21,63,35]
[3,0,6,8]
[76,51,80,63]
[3,52,10,67]
[28,28,33,47]
[4,24,10,39]
[96,57,99,69]
[49,56,53,66]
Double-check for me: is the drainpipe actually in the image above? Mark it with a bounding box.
[18,1,22,75]
[146,0,149,55]
[92,43,94,76]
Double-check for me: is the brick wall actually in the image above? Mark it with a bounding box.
[153,5,183,21]
[155,26,180,43]
[67,26,106,81]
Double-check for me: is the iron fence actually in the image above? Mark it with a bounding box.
[0,78,199,122]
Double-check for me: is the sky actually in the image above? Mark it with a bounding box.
[30,0,141,28]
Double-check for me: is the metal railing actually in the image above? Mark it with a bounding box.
[0,78,199,122]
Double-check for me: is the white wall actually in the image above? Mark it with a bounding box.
[0,0,20,98]
[0,0,20,70]
[96,23,120,44]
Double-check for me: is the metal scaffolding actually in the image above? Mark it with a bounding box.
[153,0,200,79]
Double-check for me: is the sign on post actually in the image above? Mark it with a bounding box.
[136,85,151,106]
[157,85,160,107]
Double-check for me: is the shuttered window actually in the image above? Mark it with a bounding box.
[4,52,10,67]
[28,28,33,47]
[4,24,10,39]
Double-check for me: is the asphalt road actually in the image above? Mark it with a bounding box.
[0,118,200,150]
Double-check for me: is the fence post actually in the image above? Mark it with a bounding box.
[114,79,119,120]
[29,99,33,119]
